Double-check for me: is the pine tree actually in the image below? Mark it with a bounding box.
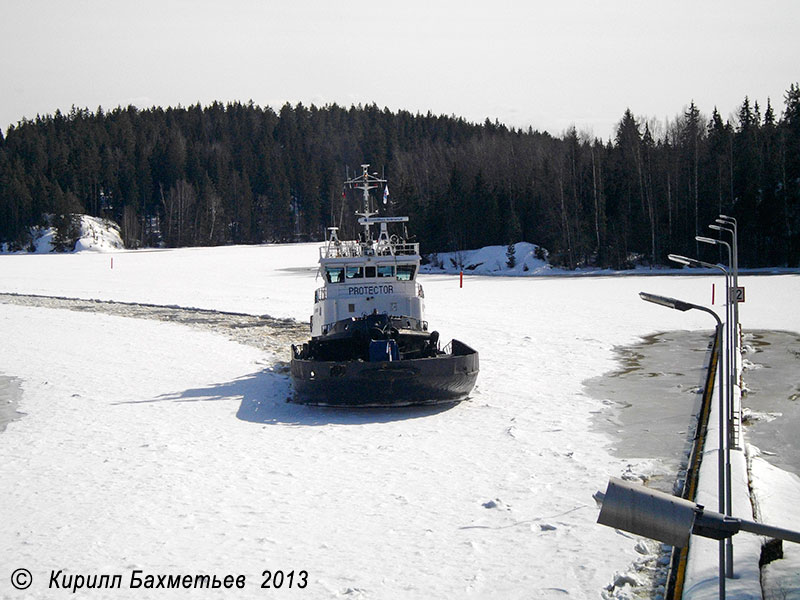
[52,213,79,252]
[782,83,800,265]
[2,93,799,267]
[506,242,516,268]
[681,102,703,255]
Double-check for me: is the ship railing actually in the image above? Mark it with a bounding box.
[321,240,419,259]
[321,240,363,259]
[392,242,419,256]
[374,240,420,257]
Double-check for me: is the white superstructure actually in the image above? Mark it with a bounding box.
[309,165,425,338]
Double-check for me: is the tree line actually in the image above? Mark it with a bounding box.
[1,86,799,268]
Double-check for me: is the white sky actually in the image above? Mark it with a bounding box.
[2,0,799,140]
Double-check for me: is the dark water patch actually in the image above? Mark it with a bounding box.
[741,330,800,477]
[585,330,713,492]
[0,375,24,433]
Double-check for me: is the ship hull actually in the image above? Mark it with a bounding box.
[290,340,479,407]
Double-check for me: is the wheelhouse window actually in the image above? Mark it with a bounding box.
[396,264,416,281]
[325,267,345,283]
[345,266,364,279]
[377,265,395,278]
[364,266,376,278]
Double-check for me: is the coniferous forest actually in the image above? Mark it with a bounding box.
[1,84,799,268]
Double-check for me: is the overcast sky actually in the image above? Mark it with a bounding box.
[3,0,799,140]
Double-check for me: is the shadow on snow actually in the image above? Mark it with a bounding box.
[120,369,458,426]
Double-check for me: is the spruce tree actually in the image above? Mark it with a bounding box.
[506,242,516,268]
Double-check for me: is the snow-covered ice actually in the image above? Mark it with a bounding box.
[1,242,799,599]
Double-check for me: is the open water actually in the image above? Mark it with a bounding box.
[585,330,711,492]
[740,329,800,477]
[0,375,23,433]
[586,328,800,492]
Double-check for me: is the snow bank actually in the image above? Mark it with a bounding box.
[72,215,124,252]
[34,224,57,253]
[749,447,800,600]
[1,215,124,254]
[422,242,551,276]
[420,243,701,278]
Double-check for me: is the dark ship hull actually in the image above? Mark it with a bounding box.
[290,314,478,406]
[290,339,479,407]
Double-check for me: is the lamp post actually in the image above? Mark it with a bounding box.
[714,217,739,341]
[711,221,738,289]
[711,219,740,362]
[716,215,738,285]
[696,235,737,448]
[667,254,736,576]
[639,291,727,598]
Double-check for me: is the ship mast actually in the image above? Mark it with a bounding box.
[345,164,386,247]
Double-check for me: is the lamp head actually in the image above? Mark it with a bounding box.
[668,254,692,267]
[597,478,698,547]
[639,292,694,312]
[669,254,720,270]
[597,478,742,546]
[695,236,718,245]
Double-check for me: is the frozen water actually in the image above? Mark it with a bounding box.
[1,243,799,599]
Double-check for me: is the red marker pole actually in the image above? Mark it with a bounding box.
[460,270,463,288]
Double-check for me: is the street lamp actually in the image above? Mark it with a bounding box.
[711,220,740,364]
[667,254,736,576]
[597,478,800,600]
[667,253,732,398]
[695,235,733,328]
[639,290,728,597]
[716,215,738,283]
[697,235,736,444]
[667,253,733,390]
[597,476,800,545]
[714,216,739,323]
[711,222,738,285]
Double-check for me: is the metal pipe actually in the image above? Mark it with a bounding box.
[739,519,800,544]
